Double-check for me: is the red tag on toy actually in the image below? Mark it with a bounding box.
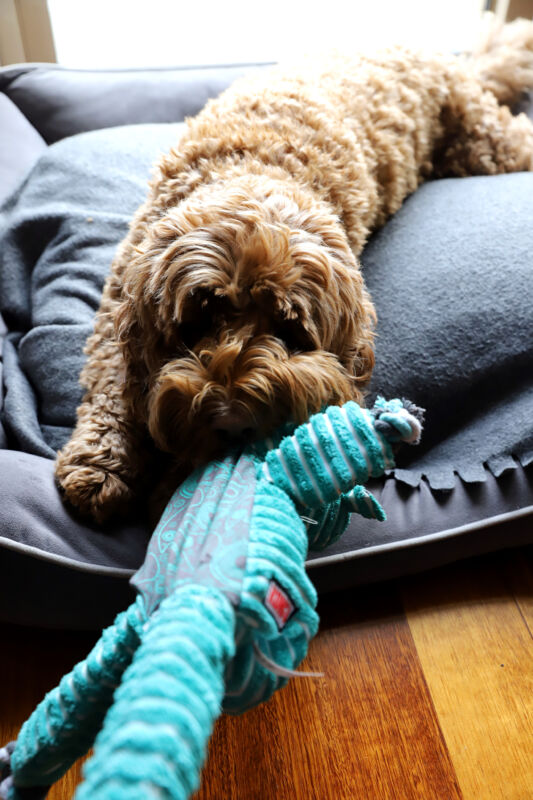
[265,580,295,630]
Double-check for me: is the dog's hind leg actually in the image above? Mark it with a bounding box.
[434,74,533,178]
[473,13,533,108]
[434,16,533,178]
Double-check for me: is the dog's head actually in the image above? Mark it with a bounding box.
[116,177,375,463]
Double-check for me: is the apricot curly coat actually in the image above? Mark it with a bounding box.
[56,16,533,522]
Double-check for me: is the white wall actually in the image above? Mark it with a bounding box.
[48,0,487,69]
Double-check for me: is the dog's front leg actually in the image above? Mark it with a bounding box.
[55,376,150,523]
[55,278,152,523]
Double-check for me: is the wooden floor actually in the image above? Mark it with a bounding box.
[1,545,531,800]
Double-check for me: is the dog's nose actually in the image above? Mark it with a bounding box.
[213,414,256,441]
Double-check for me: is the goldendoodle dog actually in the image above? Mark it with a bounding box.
[56,16,533,522]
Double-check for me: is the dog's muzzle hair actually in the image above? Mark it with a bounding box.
[147,329,355,460]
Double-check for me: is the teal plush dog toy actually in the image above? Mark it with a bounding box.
[0,397,422,800]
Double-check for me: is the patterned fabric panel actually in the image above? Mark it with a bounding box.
[131,452,257,615]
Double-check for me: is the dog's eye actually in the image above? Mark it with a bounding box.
[179,319,210,349]
[274,319,315,352]
[178,291,232,349]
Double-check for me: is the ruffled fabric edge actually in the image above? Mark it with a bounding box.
[392,447,533,491]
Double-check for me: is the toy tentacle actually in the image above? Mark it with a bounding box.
[302,485,386,551]
[75,584,236,800]
[4,598,146,797]
[301,496,349,550]
[263,399,421,508]
[341,485,386,520]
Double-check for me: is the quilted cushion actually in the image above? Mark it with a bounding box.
[0,63,268,144]
[0,93,47,206]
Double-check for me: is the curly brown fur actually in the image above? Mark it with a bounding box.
[56,15,533,522]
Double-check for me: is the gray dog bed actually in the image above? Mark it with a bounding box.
[0,64,531,629]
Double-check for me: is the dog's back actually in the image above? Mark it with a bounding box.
[165,15,533,249]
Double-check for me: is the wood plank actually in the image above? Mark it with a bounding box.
[403,553,533,800]
[501,546,533,634]
[195,584,462,800]
[0,624,95,798]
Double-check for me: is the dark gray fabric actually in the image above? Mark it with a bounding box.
[0,123,184,456]
[0,63,269,144]
[363,172,533,489]
[0,313,6,449]
[311,496,533,593]
[0,450,149,566]
[0,450,146,628]
[0,94,47,205]
[308,461,533,575]
[0,543,137,630]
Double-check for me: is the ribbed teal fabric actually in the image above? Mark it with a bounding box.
[263,401,398,508]
[298,484,386,552]
[344,403,391,477]
[223,478,319,714]
[295,420,337,502]
[10,598,146,789]
[76,586,235,800]
[325,404,372,483]
[2,398,422,800]
[303,497,348,550]
[342,486,387,521]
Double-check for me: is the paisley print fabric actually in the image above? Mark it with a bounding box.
[131,452,257,615]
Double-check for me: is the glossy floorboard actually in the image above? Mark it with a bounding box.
[1,546,531,799]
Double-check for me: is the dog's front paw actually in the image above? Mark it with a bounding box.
[55,455,134,524]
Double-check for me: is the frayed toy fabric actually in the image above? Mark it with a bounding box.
[1,398,422,800]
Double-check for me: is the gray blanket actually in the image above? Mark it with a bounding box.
[363,173,533,488]
[0,124,183,456]
[1,124,532,489]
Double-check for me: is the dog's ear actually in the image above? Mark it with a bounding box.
[113,201,243,421]
[111,213,191,416]
[287,222,376,390]
[328,254,376,391]
[117,206,232,327]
